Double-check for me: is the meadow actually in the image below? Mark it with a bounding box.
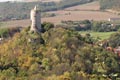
[79,31,115,40]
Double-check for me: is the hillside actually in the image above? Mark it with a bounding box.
[65,1,100,11]
[1,1,120,28]
[100,0,120,11]
[23,0,62,2]
[0,23,120,79]
[0,0,91,21]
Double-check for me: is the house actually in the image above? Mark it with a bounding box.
[106,46,120,57]
[114,47,120,57]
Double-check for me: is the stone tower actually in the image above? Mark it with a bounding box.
[30,6,41,32]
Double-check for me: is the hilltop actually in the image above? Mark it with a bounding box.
[0,0,120,79]
[0,22,120,79]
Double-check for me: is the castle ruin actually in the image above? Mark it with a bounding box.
[30,6,41,32]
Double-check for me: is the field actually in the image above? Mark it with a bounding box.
[1,1,120,28]
[46,1,120,23]
[45,10,120,22]
[79,31,115,40]
[65,1,100,11]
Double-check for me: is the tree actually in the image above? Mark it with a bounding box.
[41,22,54,32]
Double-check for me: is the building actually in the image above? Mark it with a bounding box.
[114,47,120,57]
[30,6,41,32]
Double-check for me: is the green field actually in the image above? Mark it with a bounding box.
[0,22,6,28]
[79,31,116,40]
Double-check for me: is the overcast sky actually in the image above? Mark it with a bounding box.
[0,0,22,2]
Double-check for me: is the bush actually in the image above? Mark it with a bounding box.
[0,28,9,38]
[41,22,54,32]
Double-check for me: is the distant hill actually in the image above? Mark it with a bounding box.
[0,0,92,21]
[100,0,120,11]
[23,0,62,2]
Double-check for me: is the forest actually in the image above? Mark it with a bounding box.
[0,22,120,80]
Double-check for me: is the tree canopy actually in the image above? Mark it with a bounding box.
[0,25,119,80]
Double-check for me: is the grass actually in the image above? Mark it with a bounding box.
[0,22,6,28]
[79,31,116,40]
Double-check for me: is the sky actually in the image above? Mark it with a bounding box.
[0,0,22,2]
